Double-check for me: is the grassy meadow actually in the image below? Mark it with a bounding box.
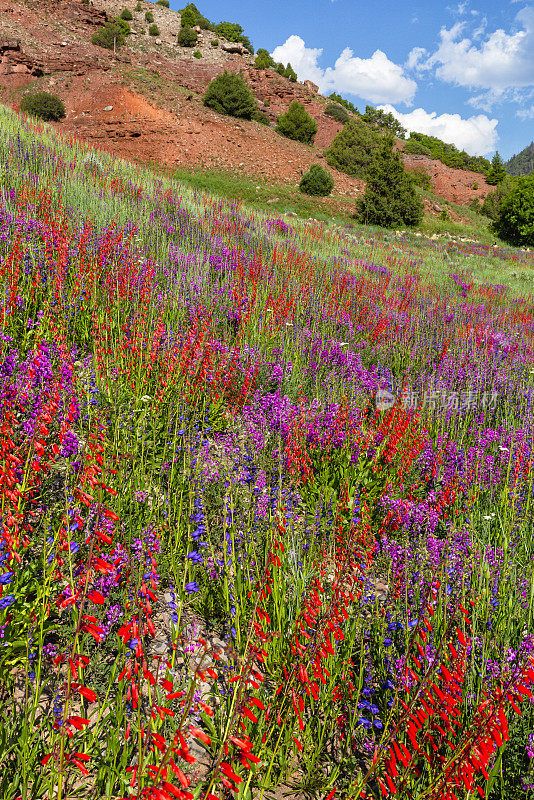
[2,103,534,800]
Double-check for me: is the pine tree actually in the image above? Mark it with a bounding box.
[486,151,507,185]
[325,118,382,178]
[355,137,424,229]
[276,101,317,145]
[361,105,406,138]
[180,6,196,27]
[203,71,257,120]
[254,49,275,69]
[284,63,297,82]
[493,173,534,245]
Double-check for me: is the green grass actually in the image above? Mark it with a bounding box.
[159,163,349,223]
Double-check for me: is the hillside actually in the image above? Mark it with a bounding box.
[0,0,495,217]
[506,141,534,176]
[2,101,534,800]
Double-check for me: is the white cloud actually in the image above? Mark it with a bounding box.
[271,36,417,105]
[517,104,534,120]
[467,88,508,112]
[405,46,430,71]
[271,36,325,86]
[378,104,499,155]
[427,7,534,91]
[323,49,417,104]
[472,15,487,40]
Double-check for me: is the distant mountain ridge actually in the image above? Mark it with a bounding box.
[506,141,534,176]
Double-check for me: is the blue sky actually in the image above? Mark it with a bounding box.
[182,0,534,159]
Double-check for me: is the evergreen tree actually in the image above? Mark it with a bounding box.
[203,71,256,119]
[493,173,534,245]
[284,63,297,82]
[361,105,406,138]
[324,103,350,125]
[180,6,196,27]
[179,4,212,29]
[254,48,275,69]
[214,21,253,53]
[355,137,424,229]
[91,20,126,49]
[486,151,508,185]
[328,92,358,115]
[325,118,382,178]
[178,25,198,46]
[276,101,317,144]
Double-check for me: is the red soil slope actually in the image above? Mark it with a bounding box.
[0,0,493,211]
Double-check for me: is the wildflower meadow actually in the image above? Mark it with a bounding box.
[2,104,534,800]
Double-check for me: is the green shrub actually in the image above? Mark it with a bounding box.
[211,39,218,47]
[203,71,256,120]
[114,17,131,35]
[145,10,154,22]
[135,2,142,10]
[481,190,500,221]
[180,6,196,26]
[120,8,133,19]
[404,137,432,156]
[493,173,534,245]
[276,101,317,145]
[299,164,334,196]
[148,23,160,35]
[409,166,431,190]
[325,118,382,178]
[214,21,253,53]
[178,26,198,46]
[324,103,350,125]
[193,49,202,58]
[328,92,358,116]
[480,178,515,221]
[361,104,406,138]
[473,182,478,190]
[252,109,270,125]
[275,62,285,76]
[20,91,66,122]
[156,0,170,6]
[91,21,125,49]
[254,48,275,70]
[405,131,491,174]
[355,137,424,228]
[178,26,198,47]
[179,3,212,29]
